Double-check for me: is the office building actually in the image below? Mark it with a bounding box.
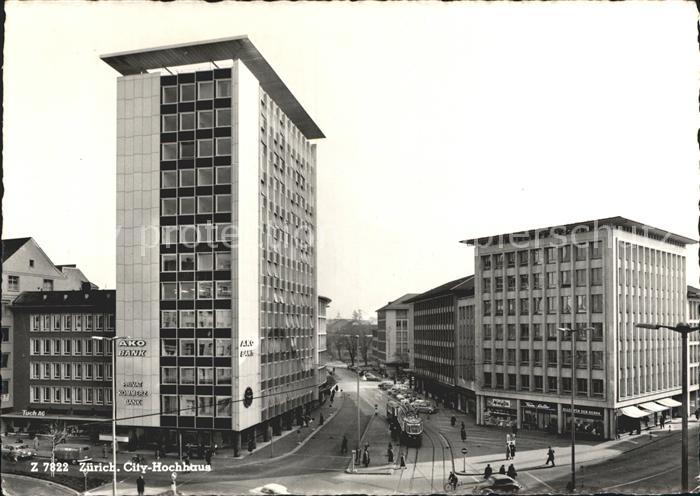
[374,293,417,375]
[462,217,694,439]
[1,238,91,420]
[101,36,323,454]
[4,289,115,437]
[406,276,475,411]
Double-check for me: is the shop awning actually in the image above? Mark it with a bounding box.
[657,398,682,408]
[639,402,667,413]
[620,406,652,418]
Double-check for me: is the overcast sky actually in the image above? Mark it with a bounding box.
[3,2,698,318]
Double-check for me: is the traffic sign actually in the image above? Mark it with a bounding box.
[99,434,129,443]
[461,447,468,454]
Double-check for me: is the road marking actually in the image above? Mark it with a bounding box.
[600,468,669,491]
[525,470,554,492]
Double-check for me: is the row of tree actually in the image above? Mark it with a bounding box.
[328,333,374,367]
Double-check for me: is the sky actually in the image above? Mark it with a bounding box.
[3,2,698,319]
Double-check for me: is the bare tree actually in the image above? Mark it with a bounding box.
[38,422,69,476]
[330,335,344,361]
[344,335,358,367]
[351,309,364,321]
[359,334,374,366]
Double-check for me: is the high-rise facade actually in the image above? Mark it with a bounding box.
[101,36,323,451]
[462,217,694,440]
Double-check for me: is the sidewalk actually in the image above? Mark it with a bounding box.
[347,412,394,475]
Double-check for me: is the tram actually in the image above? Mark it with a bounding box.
[386,400,423,446]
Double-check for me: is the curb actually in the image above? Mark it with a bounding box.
[2,472,82,496]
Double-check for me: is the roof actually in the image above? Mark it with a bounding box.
[460,216,696,247]
[12,289,116,312]
[1,237,32,263]
[100,35,324,140]
[376,293,420,312]
[318,295,332,304]
[689,285,700,299]
[405,275,475,304]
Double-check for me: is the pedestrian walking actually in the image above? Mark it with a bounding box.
[507,464,517,479]
[498,464,506,475]
[320,412,324,425]
[183,453,191,473]
[388,445,394,463]
[340,435,348,455]
[33,436,39,451]
[545,446,555,466]
[205,450,212,467]
[483,464,493,479]
[155,446,160,461]
[362,448,370,467]
[136,475,146,496]
[505,443,511,461]
[400,452,406,469]
[103,444,108,459]
[460,427,467,442]
[509,442,516,459]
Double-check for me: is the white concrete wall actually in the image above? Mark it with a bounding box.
[115,73,161,428]
[232,60,262,431]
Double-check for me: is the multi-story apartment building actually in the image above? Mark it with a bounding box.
[101,36,323,454]
[406,276,475,411]
[374,293,417,375]
[462,217,694,439]
[4,289,115,436]
[1,238,90,419]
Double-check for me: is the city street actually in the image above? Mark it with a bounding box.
[5,364,689,495]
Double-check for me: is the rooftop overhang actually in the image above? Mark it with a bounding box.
[460,216,696,248]
[101,35,324,140]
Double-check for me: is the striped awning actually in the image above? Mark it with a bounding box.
[620,406,652,418]
[639,402,667,413]
[657,397,682,408]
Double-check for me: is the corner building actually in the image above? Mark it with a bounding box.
[462,217,694,440]
[101,36,323,453]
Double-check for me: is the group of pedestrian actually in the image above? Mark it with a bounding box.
[505,440,516,460]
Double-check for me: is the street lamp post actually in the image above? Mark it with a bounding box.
[558,326,594,493]
[355,335,361,464]
[93,335,128,496]
[636,323,700,493]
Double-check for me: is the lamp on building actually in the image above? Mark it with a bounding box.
[92,335,129,496]
[636,323,700,493]
[558,326,594,493]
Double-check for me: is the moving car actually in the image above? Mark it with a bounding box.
[364,373,381,382]
[378,381,394,390]
[473,474,521,494]
[54,444,92,464]
[1,442,37,461]
[250,483,290,495]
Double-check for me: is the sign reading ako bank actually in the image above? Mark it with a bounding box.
[118,339,147,357]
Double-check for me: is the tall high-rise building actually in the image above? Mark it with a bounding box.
[101,36,323,452]
[462,217,695,440]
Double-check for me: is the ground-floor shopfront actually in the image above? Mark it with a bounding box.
[476,394,611,439]
[414,376,476,415]
[477,392,686,440]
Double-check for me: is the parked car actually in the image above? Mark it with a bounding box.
[378,381,394,390]
[1,442,37,461]
[412,400,437,414]
[364,373,381,382]
[473,475,521,494]
[54,444,92,464]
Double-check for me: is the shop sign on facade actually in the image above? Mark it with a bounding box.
[488,398,513,409]
[522,401,556,412]
[118,339,147,357]
[21,410,46,416]
[118,380,149,407]
[562,405,603,418]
